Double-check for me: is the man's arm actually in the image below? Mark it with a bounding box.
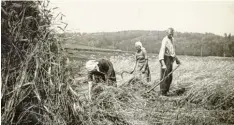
[172,40,181,65]
[159,39,167,69]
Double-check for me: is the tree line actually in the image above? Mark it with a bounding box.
[61,30,234,57]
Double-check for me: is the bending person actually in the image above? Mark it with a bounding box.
[85,59,117,100]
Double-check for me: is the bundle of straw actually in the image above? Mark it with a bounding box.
[1,1,83,124]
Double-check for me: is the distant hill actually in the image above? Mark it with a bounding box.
[60,30,234,57]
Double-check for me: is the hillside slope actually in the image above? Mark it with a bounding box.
[61,30,234,56]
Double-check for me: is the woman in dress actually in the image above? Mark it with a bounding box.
[131,41,151,82]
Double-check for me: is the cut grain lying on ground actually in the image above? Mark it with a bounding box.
[1,1,234,125]
[113,55,234,124]
[75,55,234,125]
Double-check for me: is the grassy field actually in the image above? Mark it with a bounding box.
[64,43,124,53]
[68,50,234,125]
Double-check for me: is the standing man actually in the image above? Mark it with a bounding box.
[158,28,181,96]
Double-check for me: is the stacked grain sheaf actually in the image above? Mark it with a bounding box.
[1,1,83,124]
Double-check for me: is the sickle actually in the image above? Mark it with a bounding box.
[121,71,131,79]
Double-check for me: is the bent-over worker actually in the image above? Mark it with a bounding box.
[85,59,117,100]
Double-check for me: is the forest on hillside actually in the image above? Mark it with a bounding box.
[61,30,234,57]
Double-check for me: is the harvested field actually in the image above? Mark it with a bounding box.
[71,53,234,125]
[1,0,234,125]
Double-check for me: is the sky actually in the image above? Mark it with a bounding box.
[50,0,234,35]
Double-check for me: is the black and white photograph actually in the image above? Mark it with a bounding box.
[1,0,234,124]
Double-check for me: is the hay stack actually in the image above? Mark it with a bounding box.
[1,1,82,124]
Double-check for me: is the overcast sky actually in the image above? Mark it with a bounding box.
[50,0,234,35]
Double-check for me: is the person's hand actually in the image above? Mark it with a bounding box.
[162,64,167,69]
[176,59,181,65]
[160,60,167,69]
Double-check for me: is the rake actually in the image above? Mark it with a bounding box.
[146,64,181,93]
